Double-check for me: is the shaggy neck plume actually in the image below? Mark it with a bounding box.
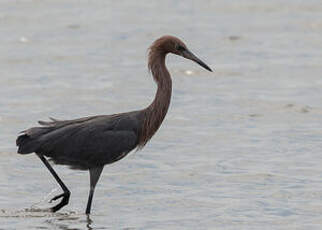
[138,48,172,147]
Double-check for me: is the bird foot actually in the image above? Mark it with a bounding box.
[49,191,70,212]
[49,193,65,203]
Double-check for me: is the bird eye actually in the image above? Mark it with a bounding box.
[176,45,185,52]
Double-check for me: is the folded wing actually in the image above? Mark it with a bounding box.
[17,114,140,169]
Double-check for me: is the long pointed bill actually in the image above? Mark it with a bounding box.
[182,50,213,72]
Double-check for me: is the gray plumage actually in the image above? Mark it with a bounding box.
[17,112,143,170]
[16,35,212,214]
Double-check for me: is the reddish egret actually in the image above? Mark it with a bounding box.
[16,35,212,214]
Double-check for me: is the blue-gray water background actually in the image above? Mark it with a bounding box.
[1,0,322,229]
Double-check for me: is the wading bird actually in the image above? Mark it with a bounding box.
[16,35,212,214]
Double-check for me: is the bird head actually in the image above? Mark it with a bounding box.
[150,35,213,72]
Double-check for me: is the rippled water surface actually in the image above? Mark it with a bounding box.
[1,0,322,229]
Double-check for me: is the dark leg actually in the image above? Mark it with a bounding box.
[86,167,103,214]
[37,154,70,212]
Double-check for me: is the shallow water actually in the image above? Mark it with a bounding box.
[1,0,322,229]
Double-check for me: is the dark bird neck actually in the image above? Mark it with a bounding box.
[138,50,172,148]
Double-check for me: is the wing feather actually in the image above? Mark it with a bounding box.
[17,112,141,169]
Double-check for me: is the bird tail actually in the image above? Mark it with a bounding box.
[16,126,52,154]
[16,134,34,154]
